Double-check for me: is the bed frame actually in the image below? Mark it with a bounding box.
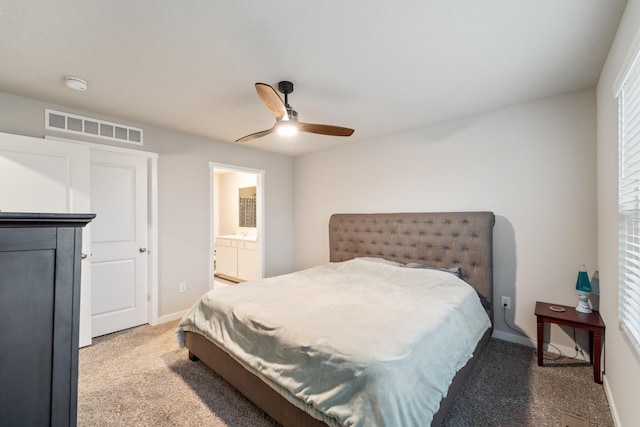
[185,211,495,426]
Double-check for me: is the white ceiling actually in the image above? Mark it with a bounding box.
[0,1,627,156]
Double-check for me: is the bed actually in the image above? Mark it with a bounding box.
[178,211,495,426]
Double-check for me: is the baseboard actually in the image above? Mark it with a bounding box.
[157,310,189,324]
[492,329,536,348]
[492,329,587,360]
[603,375,622,427]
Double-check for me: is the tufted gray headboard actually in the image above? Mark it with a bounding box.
[329,212,495,322]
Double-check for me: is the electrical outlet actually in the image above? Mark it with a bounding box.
[501,296,511,310]
[179,281,187,293]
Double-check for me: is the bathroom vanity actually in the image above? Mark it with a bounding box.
[215,235,259,282]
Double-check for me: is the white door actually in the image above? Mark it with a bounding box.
[90,150,148,337]
[0,132,93,347]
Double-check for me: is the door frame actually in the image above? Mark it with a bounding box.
[210,162,265,289]
[46,136,159,327]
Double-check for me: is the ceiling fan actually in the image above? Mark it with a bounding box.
[235,81,355,143]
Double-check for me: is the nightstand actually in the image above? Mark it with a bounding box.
[535,301,605,384]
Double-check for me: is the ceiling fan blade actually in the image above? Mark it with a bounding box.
[255,83,288,120]
[298,122,355,137]
[235,125,277,143]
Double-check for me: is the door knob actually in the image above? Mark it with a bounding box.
[139,247,147,253]
[81,253,88,259]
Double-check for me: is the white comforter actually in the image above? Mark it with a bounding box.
[177,258,491,426]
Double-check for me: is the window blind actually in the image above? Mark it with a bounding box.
[618,49,640,357]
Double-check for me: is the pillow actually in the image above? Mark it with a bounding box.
[404,262,463,279]
[355,257,404,267]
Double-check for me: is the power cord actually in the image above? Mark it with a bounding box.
[501,306,581,360]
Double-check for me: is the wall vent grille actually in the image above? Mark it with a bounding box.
[45,109,143,145]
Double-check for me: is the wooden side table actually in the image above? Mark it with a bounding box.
[535,301,605,384]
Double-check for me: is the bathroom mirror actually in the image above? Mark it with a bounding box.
[239,186,256,228]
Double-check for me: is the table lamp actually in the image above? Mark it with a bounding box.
[575,264,592,313]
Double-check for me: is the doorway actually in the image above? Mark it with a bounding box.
[210,163,264,290]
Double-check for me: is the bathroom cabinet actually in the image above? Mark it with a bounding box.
[215,236,258,282]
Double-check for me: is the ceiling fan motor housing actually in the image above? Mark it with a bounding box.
[278,81,294,95]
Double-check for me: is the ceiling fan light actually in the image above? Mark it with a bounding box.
[277,122,298,136]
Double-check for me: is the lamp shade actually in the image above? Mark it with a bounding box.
[576,265,591,292]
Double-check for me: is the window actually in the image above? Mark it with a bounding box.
[618,49,640,356]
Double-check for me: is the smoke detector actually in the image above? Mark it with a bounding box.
[64,76,87,91]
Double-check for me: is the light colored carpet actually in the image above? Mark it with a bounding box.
[78,321,614,426]
[442,339,613,427]
[78,320,278,427]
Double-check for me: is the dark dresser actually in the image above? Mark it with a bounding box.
[0,212,94,426]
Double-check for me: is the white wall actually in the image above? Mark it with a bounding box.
[0,91,294,319]
[597,0,640,425]
[294,88,598,352]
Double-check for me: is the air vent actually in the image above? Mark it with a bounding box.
[45,109,143,145]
